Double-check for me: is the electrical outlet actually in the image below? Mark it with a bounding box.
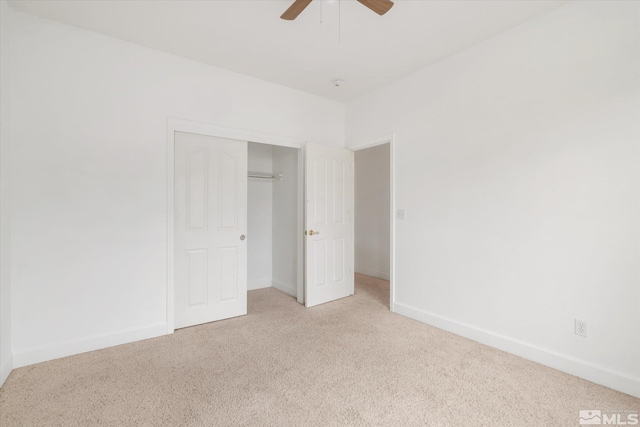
[575,319,588,337]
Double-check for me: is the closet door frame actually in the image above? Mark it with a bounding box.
[167,118,304,334]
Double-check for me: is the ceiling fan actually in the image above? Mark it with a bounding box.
[281,0,394,20]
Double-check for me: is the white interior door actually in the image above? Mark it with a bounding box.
[305,143,354,307]
[174,132,248,329]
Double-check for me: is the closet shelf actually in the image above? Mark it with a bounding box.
[248,171,282,181]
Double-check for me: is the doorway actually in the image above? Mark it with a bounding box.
[167,119,358,332]
[167,119,307,333]
[353,141,393,310]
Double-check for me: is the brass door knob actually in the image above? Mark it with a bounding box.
[308,230,319,236]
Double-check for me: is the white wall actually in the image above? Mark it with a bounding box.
[347,1,640,397]
[272,146,299,297]
[0,0,13,387]
[248,143,273,290]
[354,144,390,280]
[9,10,344,366]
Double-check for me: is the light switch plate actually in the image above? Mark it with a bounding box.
[396,209,406,220]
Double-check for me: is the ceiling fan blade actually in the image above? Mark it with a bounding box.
[357,0,394,16]
[281,0,313,20]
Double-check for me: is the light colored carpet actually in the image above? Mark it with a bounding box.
[1,274,638,426]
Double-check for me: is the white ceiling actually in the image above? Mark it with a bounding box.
[9,0,566,102]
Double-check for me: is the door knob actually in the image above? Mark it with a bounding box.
[307,230,319,236]
[240,235,246,240]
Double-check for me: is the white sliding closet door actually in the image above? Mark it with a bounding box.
[174,132,248,329]
[304,143,354,307]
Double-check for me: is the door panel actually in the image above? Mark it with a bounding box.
[219,152,239,229]
[219,247,238,301]
[305,143,354,307]
[333,159,346,224]
[175,132,247,329]
[186,249,207,306]
[187,149,208,230]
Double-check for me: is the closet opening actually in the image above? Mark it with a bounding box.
[247,142,304,304]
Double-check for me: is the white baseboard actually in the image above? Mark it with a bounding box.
[248,278,272,291]
[13,324,167,369]
[393,301,640,398]
[355,267,390,281]
[0,354,13,387]
[272,279,296,297]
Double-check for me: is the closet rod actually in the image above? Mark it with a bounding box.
[248,171,282,181]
